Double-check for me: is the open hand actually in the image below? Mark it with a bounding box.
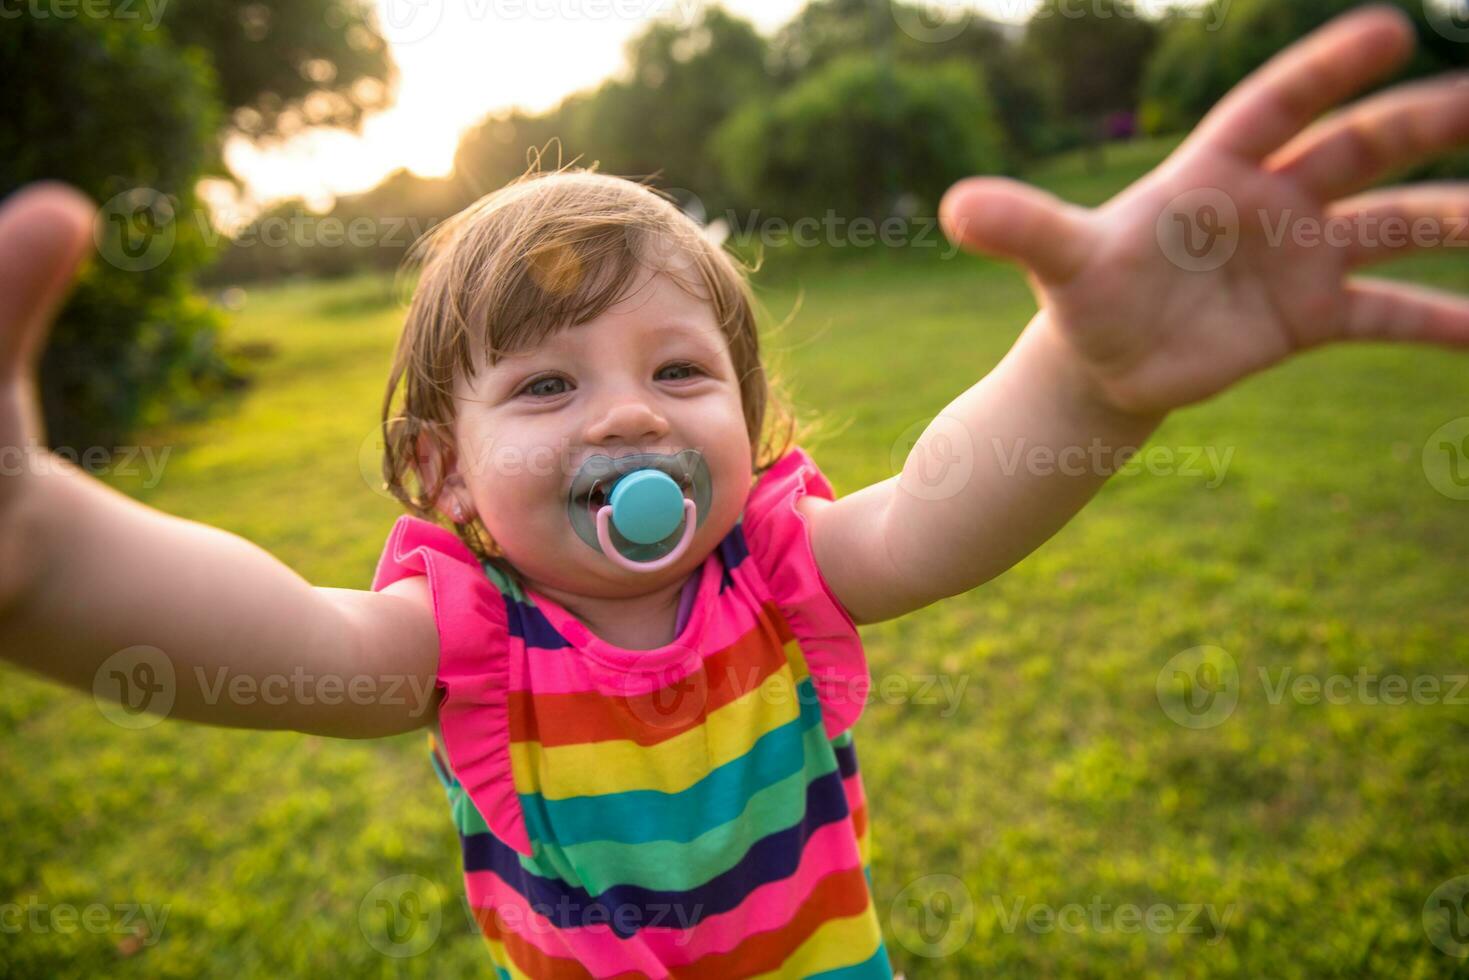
[939,4,1469,416]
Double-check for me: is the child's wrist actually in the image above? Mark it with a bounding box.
[1025,308,1168,432]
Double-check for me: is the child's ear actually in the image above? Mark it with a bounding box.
[415,426,472,523]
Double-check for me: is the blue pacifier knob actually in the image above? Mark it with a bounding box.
[566,449,714,572]
[608,469,686,544]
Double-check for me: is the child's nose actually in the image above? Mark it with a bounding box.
[582,396,670,448]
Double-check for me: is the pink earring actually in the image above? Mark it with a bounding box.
[452,501,465,522]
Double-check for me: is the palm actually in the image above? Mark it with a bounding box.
[941,6,1469,416]
[1049,146,1349,410]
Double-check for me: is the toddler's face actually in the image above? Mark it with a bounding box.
[445,265,753,598]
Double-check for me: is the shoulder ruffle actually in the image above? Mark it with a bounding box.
[741,447,871,740]
[371,515,533,856]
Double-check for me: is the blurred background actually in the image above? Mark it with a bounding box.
[4,0,1469,976]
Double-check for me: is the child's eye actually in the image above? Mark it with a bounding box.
[518,364,700,399]
[658,361,703,382]
[518,374,570,398]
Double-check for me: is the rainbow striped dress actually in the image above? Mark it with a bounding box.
[371,446,892,977]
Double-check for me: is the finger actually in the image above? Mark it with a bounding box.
[1267,72,1469,202]
[1186,5,1415,164]
[1337,277,1469,347]
[0,182,97,379]
[1327,184,1469,267]
[939,176,1096,284]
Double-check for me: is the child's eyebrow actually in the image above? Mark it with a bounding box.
[500,321,725,366]
[645,322,726,353]
[559,321,724,353]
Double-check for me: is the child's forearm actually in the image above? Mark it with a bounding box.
[880,308,1165,605]
[0,455,438,737]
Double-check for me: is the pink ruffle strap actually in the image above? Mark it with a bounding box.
[742,447,871,739]
[371,515,534,857]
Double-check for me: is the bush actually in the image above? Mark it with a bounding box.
[712,56,1008,222]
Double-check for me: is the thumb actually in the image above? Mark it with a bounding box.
[939,176,1095,284]
[0,182,98,382]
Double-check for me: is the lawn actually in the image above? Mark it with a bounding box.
[3,135,1468,977]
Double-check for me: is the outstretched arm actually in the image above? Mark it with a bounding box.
[805,5,1469,626]
[0,183,440,737]
[800,311,1161,625]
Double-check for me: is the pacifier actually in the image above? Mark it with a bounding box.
[566,449,713,572]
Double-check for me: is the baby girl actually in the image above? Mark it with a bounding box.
[3,6,1468,976]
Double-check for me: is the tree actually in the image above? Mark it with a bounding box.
[1,7,245,453]
[1,0,398,449]
[770,0,1050,164]
[767,0,891,83]
[203,168,465,284]
[453,110,577,201]
[454,6,774,215]
[573,6,774,211]
[1024,0,1158,167]
[1141,0,1468,138]
[712,56,1007,221]
[161,0,395,143]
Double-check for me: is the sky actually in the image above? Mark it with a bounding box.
[210,0,1188,224]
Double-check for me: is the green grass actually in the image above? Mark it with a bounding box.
[4,140,1469,977]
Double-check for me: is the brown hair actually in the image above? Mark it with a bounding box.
[379,161,811,568]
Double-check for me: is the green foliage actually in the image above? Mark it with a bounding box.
[214,1,1094,284]
[767,0,885,80]
[215,0,1175,286]
[451,6,774,215]
[571,6,775,211]
[1136,5,1230,138]
[0,6,246,452]
[1023,0,1159,129]
[161,0,395,141]
[770,0,1053,163]
[712,56,1008,220]
[208,0,1469,293]
[1,0,393,447]
[451,107,572,199]
[1141,0,1469,143]
[201,170,464,285]
[936,24,1058,164]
